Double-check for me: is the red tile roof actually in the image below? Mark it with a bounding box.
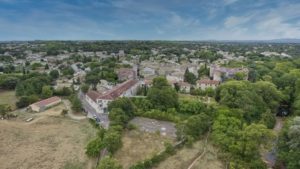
[32,96,61,107]
[87,79,139,101]
[86,90,101,102]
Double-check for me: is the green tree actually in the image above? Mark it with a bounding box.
[147,77,178,111]
[234,72,246,80]
[49,69,59,79]
[86,138,104,157]
[81,84,90,93]
[254,81,283,112]
[108,98,136,119]
[16,95,39,108]
[184,113,211,139]
[70,95,82,112]
[184,68,196,84]
[45,64,49,70]
[103,131,122,154]
[0,76,19,89]
[278,117,300,169]
[41,85,53,99]
[108,108,129,127]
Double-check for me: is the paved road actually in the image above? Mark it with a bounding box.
[78,91,109,128]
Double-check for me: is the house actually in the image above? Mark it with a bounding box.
[29,96,62,112]
[209,64,249,81]
[196,79,220,90]
[176,81,191,93]
[86,79,139,114]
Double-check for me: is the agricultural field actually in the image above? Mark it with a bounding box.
[0,105,97,169]
[0,90,18,110]
[114,129,175,169]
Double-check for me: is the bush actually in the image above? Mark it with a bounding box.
[16,95,39,108]
[85,138,103,157]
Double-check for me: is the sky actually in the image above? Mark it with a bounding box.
[0,0,300,40]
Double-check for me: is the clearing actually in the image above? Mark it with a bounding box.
[0,90,18,110]
[114,129,175,169]
[0,104,97,169]
[154,140,224,169]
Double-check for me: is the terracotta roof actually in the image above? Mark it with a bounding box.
[198,79,220,85]
[32,96,61,108]
[98,79,139,100]
[86,90,101,102]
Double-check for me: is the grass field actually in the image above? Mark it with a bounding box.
[154,140,224,169]
[0,90,18,110]
[0,105,97,169]
[114,129,174,169]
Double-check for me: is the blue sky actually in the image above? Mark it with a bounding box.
[0,0,300,40]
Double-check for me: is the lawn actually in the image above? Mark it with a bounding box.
[114,129,174,169]
[154,140,224,169]
[0,90,18,110]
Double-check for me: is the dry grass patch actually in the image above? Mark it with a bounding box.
[0,114,97,169]
[114,130,174,169]
[0,90,18,110]
[154,140,224,169]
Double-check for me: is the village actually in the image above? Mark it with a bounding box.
[0,42,251,126]
[0,41,299,169]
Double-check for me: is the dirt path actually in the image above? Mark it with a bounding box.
[187,131,210,169]
[62,99,86,120]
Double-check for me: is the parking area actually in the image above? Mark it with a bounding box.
[130,117,177,138]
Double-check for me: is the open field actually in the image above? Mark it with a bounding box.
[0,90,18,110]
[0,105,97,169]
[114,129,175,169]
[154,140,224,169]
